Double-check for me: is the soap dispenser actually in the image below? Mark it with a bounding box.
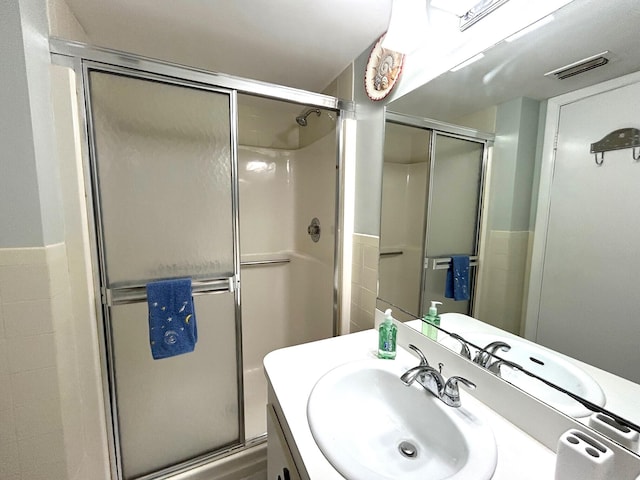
[422,301,442,340]
[378,309,397,359]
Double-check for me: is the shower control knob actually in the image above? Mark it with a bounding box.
[307,218,321,242]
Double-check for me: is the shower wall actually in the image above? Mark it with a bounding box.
[378,162,428,315]
[238,101,336,439]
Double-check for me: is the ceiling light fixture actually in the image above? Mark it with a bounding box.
[430,0,478,16]
[460,0,511,31]
[381,0,428,54]
[504,15,555,43]
[450,52,485,72]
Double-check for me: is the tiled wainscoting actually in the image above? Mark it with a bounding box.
[476,230,532,335]
[0,245,68,479]
[0,244,106,480]
[350,234,379,333]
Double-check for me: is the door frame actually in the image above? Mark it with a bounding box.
[524,69,640,341]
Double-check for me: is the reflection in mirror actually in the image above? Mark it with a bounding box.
[379,123,430,316]
[377,298,640,450]
[380,118,490,318]
[377,0,640,456]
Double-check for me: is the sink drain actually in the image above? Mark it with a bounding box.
[398,441,418,459]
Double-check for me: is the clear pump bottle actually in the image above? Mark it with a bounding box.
[422,301,442,340]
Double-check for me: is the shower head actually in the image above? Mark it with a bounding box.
[295,108,321,127]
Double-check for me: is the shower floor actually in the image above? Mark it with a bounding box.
[244,366,268,440]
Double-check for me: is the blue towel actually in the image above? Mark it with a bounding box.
[147,278,197,360]
[444,255,470,301]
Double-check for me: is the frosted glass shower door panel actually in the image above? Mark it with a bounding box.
[88,71,234,286]
[111,292,239,479]
[422,135,484,314]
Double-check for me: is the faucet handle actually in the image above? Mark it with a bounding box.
[487,359,522,377]
[443,376,476,407]
[445,376,476,391]
[408,344,429,366]
[449,333,472,359]
[473,341,511,367]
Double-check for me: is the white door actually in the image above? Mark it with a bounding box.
[535,79,640,384]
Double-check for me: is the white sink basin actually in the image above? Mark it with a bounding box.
[463,332,606,418]
[307,359,497,480]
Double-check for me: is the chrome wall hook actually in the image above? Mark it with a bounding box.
[590,127,640,166]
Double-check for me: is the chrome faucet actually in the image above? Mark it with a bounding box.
[473,341,511,367]
[400,364,446,397]
[449,333,472,360]
[400,344,476,408]
[487,358,522,378]
[442,376,476,407]
[407,343,429,366]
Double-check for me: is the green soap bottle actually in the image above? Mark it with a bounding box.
[378,309,397,359]
[422,301,442,340]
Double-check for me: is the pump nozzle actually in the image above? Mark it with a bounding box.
[429,301,442,316]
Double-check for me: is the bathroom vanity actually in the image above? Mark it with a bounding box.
[264,316,640,479]
[264,327,557,479]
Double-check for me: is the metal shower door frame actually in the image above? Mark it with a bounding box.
[82,61,244,480]
[50,38,351,480]
[421,130,491,317]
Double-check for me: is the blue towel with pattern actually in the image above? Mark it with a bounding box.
[445,255,470,301]
[147,278,197,360]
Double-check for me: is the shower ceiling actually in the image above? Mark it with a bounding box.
[62,0,393,93]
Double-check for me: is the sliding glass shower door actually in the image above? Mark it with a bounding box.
[85,68,242,479]
[421,133,486,315]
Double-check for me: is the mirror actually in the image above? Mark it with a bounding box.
[377,0,640,454]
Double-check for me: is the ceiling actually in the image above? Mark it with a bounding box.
[64,0,393,93]
[389,0,640,122]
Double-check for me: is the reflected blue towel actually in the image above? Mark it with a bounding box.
[147,278,197,360]
[445,255,470,301]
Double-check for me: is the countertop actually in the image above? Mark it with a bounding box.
[264,328,556,479]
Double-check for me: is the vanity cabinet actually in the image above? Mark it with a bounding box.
[267,403,302,480]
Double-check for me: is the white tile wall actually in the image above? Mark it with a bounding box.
[0,245,69,480]
[0,242,105,480]
[475,230,531,334]
[350,234,379,332]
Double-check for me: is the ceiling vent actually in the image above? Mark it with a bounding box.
[545,51,611,80]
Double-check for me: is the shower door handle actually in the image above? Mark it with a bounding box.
[103,276,235,306]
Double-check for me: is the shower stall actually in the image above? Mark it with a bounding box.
[237,94,338,441]
[55,42,343,480]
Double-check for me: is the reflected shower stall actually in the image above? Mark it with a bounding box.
[379,115,491,319]
[82,61,338,479]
